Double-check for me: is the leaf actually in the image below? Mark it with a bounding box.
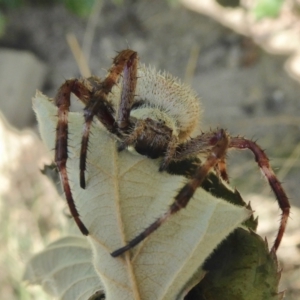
[252,0,284,20]
[168,159,258,230]
[23,236,103,300]
[187,228,284,300]
[64,0,97,17]
[215,0,240,8]
[162,153,282,299]
[31,91,251,299]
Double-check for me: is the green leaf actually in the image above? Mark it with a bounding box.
[215,0,240,8]
[29,91,251,299]
[0,0,24,9]
[0,12,6,38]
[64,0,97,17]
[252,0,284,20]
[187,228,284,300]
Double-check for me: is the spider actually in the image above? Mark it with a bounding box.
[54,49,290,257]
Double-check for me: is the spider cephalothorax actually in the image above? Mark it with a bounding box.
[54,49,290,257]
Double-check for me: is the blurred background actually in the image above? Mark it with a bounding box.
[0,0,299,298]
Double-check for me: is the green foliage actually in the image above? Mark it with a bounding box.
[64,0,97,18]
[0,0,98,17]
[0,0,99,36]
[252,0,284,20]
[187,228,284,299]
[215,0,240,8]
[0,0,23,9]
[214,0,285,20]
[0,11,6,37]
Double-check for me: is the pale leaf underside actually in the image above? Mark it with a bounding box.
[29,92,251,300]
[23,236,103,300]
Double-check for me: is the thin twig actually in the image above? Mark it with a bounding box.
[184,44,200,84]
[82,0,103,64]
[66,33,91,77]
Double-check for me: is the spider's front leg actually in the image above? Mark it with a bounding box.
[54,79,94,235]
[54,76,119,234]
[172,130,230,182]
[229,137,290,252]
[111,129,229,257]
[54,50,138,236]
[174,131,290,252]
[80,50,138,188]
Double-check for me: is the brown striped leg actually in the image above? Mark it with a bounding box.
[117,119,147,151]
[216,157,230,183]
[174,131,221,161]
[80,50,138,188]
[116,50,138,129]
[54,77,117,234]
[164,130,230,178]
[111,129,229,257]
[159,135,179,171]
[84,76,116,132]
[229,137,290,252]
[54,79,90,235]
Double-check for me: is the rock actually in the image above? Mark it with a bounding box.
[0,49,47,128]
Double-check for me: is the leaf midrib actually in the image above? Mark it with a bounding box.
[112,137,141,300]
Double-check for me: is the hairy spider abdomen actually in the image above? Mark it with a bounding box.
[135,66,201,142]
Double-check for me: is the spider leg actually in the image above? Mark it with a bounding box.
[165,130,230,182]
[111,129,229,257]
[216,156,230,183]
[116,51,138,129]
[176,131,289,251]
[84,76,116,132]
[229,137,290,252]
[117,119,147,152]
[159,135,179,171]
[54,79,93,235]
[54,77,117,235]
[80,50,138,188]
